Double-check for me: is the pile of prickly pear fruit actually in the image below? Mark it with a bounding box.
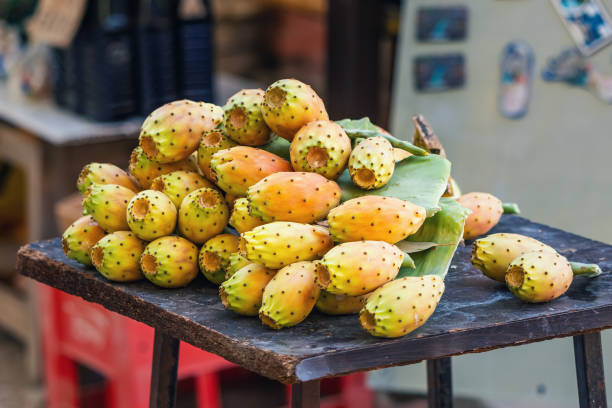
[60,77,602,339]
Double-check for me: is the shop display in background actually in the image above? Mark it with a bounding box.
[0,22,20,79]
[499,40,535,119]
[413,53,465,92]
[551,0,612,55]
[416,6,468,42]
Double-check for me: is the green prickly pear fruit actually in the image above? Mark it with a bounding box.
[315,291,369,315]
[225,252,251,279]
[220,263,276,316]
[247,172,341,223]
[90,231,145,282]
[83,184,136,232]
[140,236,199,288]
[129,147,197,189]
[77,163,139,196]
[223,89,272,146]
[259,261,320,329]
[151,170,214,209]
[240,222,333,269]
[316,241,403,296]
[328,196,426,243]
[197,128,237,182]
[178,188,229,244]
[348,136,395,190]
[139,100,223,163]
[210,146,292,196]
[472,233,556,282]
[289,120,351,179]
[62,215,106,265]
[198,233,241,284]
[126,190,177,241]
[457,192,503,240]
[229,198,264,233]
[261,78,328,142]
[360,275,444,338]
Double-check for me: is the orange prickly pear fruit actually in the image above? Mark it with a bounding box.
[220,263,276,316]
[140,236,199,288]
[229,198,264,233]
[261,78,328,142]
[223,89,272,146]
[77,163,139,196]
[210,146,292,196]
[328,196,426,243]
[348,136,395,190]
[240,222,333,269]
[90,231,146,282]
[198,233,241,284]
[126,190,177,241]
[197,128,237,182]
[289,120,351,179]
[315,291,369,315]
[83,184,136,232]
[62,215,106,265]
[151,170,214,209]
[360,275,444,338]
[316,241,403,296]
[247,172,341,224]
[457,192,502,239]
[139,100,223,163]
[259,261,320,329]
[178,188,229,244]
[129,147,197,189]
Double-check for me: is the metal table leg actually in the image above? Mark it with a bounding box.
[149,330,180,408]
[291,380,321,408]
[574,332,607,408]
[427,357,453,408]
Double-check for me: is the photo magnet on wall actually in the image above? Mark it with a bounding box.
[499,41,535,120]
[413,54,465,92]
[416,6,468,42]
[550,0,612,55]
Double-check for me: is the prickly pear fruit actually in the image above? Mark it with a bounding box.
[197,128,237,182]
[151,170,214,209]
[457,192,503,240]
[229,198,264,233]
[360,275,444,338]
[289,120,351,179]
[225,193,239,210]
[223,89,272,146]
[259,261,320,329]
[90,231,145,282]
[225,253,251,279]
[348,136,395,190]
[139,100,223,163]
[178,188,229,244]
[77,163,139,196]
[328,196,426,243]
[83,184,136,232]
[315,291,369,315]
[126,190,177,241]
[140,236,199,288]
[62,215,106,265]
[240,222,333,269]
[261,78,328,141]
[198,234,241,284]
[316,241,403,296]
[247,172,341,223]
[220,263,276,316]
[472,233,555,282]
[129,147,196,189]
[210,146,291,196]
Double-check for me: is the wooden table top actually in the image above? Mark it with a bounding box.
[16,215,612,383]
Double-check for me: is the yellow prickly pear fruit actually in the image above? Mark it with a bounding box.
[62,215,106,265]
[126,190,177,241]
[90,231,146,282]
[316,241,403,296]
[178,188,229,244]
[240,222,333,269]
[129,147,197,189]
[197,128,237,182]
[83,184,136,232]
[77,163,139,196]
[223,89,272,146]
[328,196,426,243]
[225,253,251,279]
[348,136,395,190]
[198,234,241,284]
[210,146,292,196]
[315,291,369,315]
[151,170,214,209]
[261,78,328,142]
[229,198,264,233]
[259,261,320,329]
[139,100,223,163]
[471,233,556,282]
[225,193,239,210]
[247,172,341,224]
[289,120,351,179]
[220,263,276,316]
[360,275,444,338]
[140,236,199,288]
